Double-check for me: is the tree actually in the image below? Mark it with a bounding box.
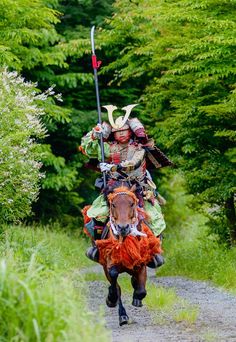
[101,0,236,244]
[0,0,62,71]
[0,0,119,224]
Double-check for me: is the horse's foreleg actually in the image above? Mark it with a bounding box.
[105,265,129,326]
[104,265,119,307]
[115,279,129,326]
[131,266,147,307]
[118,291,129,326]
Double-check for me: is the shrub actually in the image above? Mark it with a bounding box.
[0,69,47,222]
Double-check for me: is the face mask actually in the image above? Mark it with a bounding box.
[114,129,132,143]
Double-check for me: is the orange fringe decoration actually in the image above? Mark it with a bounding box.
[81,205,93,239]
[82,186,162,269]
[96,223,162,270]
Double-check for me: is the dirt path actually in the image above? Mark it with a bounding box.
[81,265,236,342]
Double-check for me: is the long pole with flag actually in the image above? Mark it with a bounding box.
[90,26,106,187]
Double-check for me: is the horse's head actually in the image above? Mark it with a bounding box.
[108,185,146,238]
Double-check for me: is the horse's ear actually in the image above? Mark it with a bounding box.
[130,184,136,193]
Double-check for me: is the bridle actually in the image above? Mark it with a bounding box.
[108,188,147,238]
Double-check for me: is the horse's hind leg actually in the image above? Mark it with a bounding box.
[131,266,147,307]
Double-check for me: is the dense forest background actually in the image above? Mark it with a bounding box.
[0,0,235,245]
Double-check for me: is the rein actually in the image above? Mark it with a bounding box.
[108,187,147,238]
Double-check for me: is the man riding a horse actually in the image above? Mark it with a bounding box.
[80,104,173,268]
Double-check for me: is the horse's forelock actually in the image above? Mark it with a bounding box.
[108,186,138,203]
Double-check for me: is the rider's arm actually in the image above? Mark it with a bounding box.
[80,130,110,160]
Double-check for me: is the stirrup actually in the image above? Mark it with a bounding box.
[85,246,99,262]
[147,254,165,269]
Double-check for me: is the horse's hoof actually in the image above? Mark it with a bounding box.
[106,296,118,308]
[119,315,129,326]
[132,298,143,307]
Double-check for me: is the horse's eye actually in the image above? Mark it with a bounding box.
[112,203,116,208]
[131,203,135,208]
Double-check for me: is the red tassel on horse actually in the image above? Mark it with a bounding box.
[96,222,162,269]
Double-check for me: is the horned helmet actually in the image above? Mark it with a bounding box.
[102,104,147,143]
[102,104,138,132]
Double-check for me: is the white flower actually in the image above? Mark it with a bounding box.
[55,93,63,102]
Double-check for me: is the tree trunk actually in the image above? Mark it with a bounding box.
[225,195,236,246]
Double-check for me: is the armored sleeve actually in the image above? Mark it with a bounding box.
[80,130,110,160]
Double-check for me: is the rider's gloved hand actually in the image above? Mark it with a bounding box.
[92,124,103,139]
[99,162,117,172]
[92,122,111,140]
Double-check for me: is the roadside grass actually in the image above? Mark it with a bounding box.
[83,272,106,282]
[0,224,110,341]
[118,274,132,293]
[145,283,199,325]
[201,330,218,342]
[145,284,178,311]
[159,235,236,293]
[158,174,236,293]
[173,302,199,325]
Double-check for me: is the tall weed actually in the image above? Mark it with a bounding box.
[0,225,109,341]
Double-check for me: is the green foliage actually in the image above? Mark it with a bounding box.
[0,69,47,222]
[0,0,79,223]
[0,224,109,340]
[101,0,236,243]
[0,0,63,71]
[0,0,139,224]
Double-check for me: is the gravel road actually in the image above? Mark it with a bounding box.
[81,265,236,342]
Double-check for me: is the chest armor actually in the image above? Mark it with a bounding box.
[109,143,136,164]
[109,142,146,179]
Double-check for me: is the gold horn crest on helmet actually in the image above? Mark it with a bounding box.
[102,104,138,131]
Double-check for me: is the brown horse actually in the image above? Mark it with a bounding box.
[95,186,162,326]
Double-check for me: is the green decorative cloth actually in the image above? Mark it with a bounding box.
[144,200,166,235]
[87,195,109,223]
[87,194,166,235]
[81,131,110,160]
